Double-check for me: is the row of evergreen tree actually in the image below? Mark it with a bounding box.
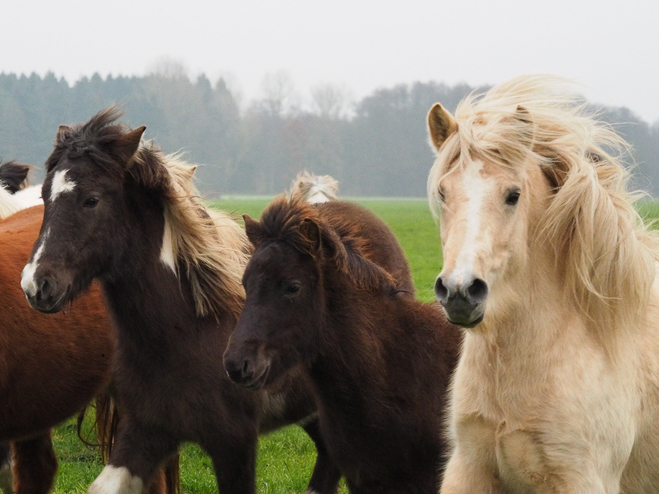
[1,71,658,196]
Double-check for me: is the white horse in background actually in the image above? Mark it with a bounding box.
[427,74,659,493]
[289,171,339,204]
[0,161,42,220]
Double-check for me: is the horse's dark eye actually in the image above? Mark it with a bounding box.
[437,188,446,202]
[505,189,520,206]
[284,283,300,296]
[84,197,99,208]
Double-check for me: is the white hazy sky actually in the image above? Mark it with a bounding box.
[4,0,659,122]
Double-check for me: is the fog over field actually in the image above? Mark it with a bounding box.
[2,0,658,195]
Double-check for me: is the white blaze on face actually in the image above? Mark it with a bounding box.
[444,160,493,287]
[21,228,50,297]
[87,465,144,494]
[49,169,76,202]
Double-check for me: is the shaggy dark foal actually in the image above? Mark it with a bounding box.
[224,197,461,494]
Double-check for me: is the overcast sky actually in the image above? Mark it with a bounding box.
[4,0,659,123]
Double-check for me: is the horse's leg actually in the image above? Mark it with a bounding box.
[300,419,341,494]
[0,442,12,494]
[206,429,258,494]
[12,432,58,494]
[88,419,178,494]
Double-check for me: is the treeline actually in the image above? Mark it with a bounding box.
[1,71,658,196]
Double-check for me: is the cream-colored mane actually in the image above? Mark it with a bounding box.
[289,171,339,203]
[132,146,250,320]
[429,74,659,340]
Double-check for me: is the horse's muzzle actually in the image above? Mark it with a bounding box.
[435,275,487,328]
[22,273,69,314]
[223,349,271,390]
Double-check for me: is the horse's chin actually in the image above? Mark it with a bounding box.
[443,306,485,329]
[238,362,272,391]
[448,312,484,329]
[25,290,70,314]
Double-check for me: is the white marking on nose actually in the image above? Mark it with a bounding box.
[50,169,76,201]
[21,228,50,297]
[87,465,143,494]
[160,215,177,274]
[450,160,492,287]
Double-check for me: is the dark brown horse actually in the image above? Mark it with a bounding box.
[224,197,462,494]
[22,108,346,494]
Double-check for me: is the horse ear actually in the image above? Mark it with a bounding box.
[114,126,146,163]
[513,105,534,149]
[243,214,264,247]
[56,125,71,143]
[300,219,322,253]
[182,165,197,180]
[428,103,458,152]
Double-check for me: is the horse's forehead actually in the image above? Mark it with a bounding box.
[448,157,517,192]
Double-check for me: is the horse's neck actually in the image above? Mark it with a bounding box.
[461,247,593,423]
[101,194,204,342]
[309,285,392,416]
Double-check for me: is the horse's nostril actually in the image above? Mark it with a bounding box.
[36,278,51,302]
[467,278,488,304]
[434,277,449,302]
[241,359,251,379]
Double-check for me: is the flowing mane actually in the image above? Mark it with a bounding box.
[289,171,339,203]
[54,108,250,320]
[428,74,659,338]
[131,146,250,320]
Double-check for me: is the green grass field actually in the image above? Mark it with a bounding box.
[50,197,442,493]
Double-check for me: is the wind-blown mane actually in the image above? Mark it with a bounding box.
[289,171,339,203]
[131,146,250,320]
[252,196,394,292]
[428,74,659,339]
[55,108,250,320]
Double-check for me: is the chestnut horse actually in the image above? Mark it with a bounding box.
[0,206,114,493]
[0,175,177,493]
[224,197,461,493]
[428,74,659,493]
[21,108,351,494]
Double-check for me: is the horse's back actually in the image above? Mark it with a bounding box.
[0,205,113,439]
[318,201,415,295]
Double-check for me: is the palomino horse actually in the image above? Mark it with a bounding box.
[22,108,347,494]
[224,197,461,493]
[289,171,339,203]
[427,74,659,493]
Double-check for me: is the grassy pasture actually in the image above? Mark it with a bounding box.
[49,197,659,492]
